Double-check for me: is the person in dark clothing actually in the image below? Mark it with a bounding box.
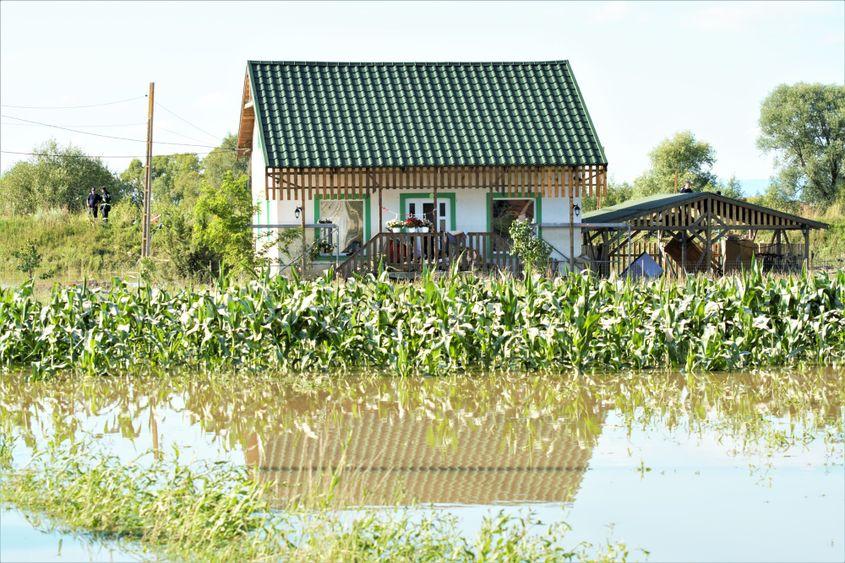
[100,187,112,223]
[87,187,102,219]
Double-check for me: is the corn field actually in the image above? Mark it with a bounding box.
[1,269,843,375]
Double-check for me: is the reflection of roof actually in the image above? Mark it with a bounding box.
[583,191,827,229]
[246,411,599,506]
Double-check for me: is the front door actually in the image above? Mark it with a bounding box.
[405,197,452,231]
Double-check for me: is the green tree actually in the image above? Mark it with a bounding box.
[192,173,255,274]
[748,180,801,214]
[581,180,632,212]
[509,219,551,272]
[758,83,845,207]
[120,153,202,211]
[202,134,247,189]
[632,131,718,197]
[711,176,744,199]
[0,140,124,215]
[12,240,42,281]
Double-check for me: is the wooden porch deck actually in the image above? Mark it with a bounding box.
[336,232,523,278]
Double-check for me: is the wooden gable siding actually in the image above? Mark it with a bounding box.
[264,165,608,201]
[624,193,820,231]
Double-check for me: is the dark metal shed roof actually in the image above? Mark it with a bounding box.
[582,192,827,230]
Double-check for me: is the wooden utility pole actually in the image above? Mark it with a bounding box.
[141,82,155,258]
[569,170,576,271]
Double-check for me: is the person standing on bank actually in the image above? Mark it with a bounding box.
[87,187,102,220]
[100,187,112,223]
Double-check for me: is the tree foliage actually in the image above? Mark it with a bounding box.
[191,173,255,275]
[0,141,125,215]
[120,153,203,210]
[509,219,551,272]
[632,131,718,197]
[202,135,248,189]
[758,83,845,207]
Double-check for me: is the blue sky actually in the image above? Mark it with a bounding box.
[1,1,843,195]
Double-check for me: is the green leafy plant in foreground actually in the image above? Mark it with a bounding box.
[0,268,843,376]
[0,443,635,562]
[11,240,43,282]
[509,218,552,272]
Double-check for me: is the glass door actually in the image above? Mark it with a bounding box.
[406,198,451,231]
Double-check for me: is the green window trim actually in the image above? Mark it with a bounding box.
[313,193,371,261]
[399,192,457,231]
[486,192,543,239]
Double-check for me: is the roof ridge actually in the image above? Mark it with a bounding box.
[247,60,570,67]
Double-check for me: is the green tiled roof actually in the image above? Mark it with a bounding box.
[248,61,607,169]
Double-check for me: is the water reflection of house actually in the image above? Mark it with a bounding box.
[244,410,603,506]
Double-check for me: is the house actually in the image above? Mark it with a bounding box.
[236,61,608,276]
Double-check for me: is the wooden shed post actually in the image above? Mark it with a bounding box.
[378,185,383,235]
[803,228,810,271]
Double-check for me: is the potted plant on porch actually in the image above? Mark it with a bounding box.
[404,215,425,233]
[386,218,405,233]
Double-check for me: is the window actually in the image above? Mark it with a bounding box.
[318,199,365,254]
[492,199,535,241]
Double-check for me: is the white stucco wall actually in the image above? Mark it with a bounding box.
[247,134,583,273]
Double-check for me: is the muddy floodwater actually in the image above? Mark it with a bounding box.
[1,369,843,562]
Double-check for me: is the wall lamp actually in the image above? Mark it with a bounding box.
[573,204,581,218]
[294,206,302,220]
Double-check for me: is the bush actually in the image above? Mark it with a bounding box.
[509,219,552,272]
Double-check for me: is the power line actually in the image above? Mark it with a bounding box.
[156,126,213,144]
[0,95,146,110]
[1,114,234,150]
[155,102,221,142]
[1,149,217,159]
[1,120,147,128]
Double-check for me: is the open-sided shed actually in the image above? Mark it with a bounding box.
[581,192,827,276]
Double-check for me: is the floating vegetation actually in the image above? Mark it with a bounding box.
[0,269,843,375]
[1,369,841,560]
[2,369,842,508]
[0,443,636,562]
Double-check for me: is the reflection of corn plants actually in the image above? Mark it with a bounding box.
[0,441,637,561]
[0,268,843,376]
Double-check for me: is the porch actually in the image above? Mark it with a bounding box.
[336,231,522,278]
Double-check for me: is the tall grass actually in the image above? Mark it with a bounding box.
[0,443,635,561]
[0,205,140,284]
[1,268,843,375]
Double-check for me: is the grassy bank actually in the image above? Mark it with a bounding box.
[0,206,141,285]
[0,442,633,562]
[1,269,843,375]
